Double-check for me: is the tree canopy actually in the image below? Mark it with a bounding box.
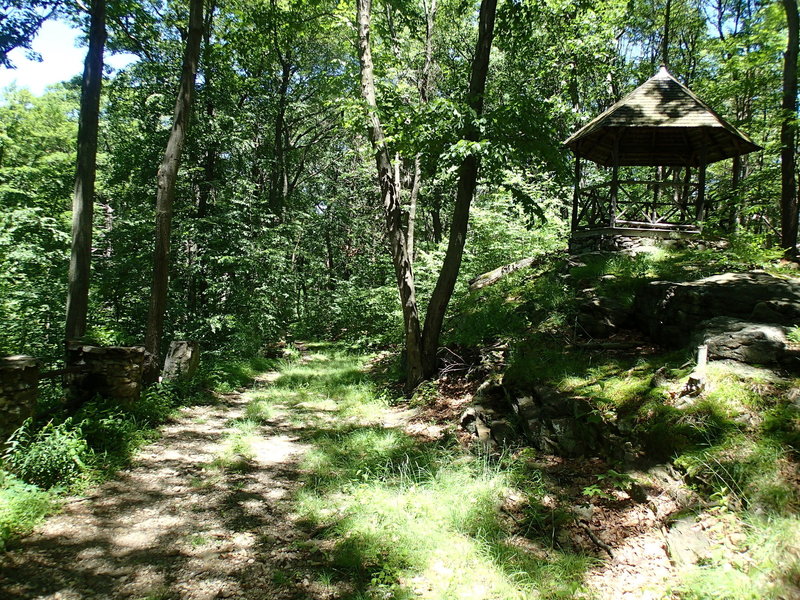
[0,0,794,369]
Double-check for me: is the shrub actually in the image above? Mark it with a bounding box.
[130,383,179,425]
[74,404,141,458]
[3,418,91,489]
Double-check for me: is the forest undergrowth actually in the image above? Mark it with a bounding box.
[1,337,799,599]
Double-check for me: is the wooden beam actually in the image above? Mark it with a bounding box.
[571,154,581,231]
[609,136,620,227]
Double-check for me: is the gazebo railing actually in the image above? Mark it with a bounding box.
[573,172,701,232]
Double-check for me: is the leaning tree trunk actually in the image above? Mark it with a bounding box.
[781,0,799,258]
[65,0,106,343]
[144,0,204,381]
[419,0,497,377]
[356,0,425,387]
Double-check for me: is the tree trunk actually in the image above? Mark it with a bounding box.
[65,0,106,343]
[781,0,799,258]
[407,0,436,262]
[144,0,204,380]
[193,4,217,322]
[419,0,497,377]
[663,0,672,67]
[431,196,442,242]
[407,156,421,260]
[269,58,292,218]
[356,0,425,388]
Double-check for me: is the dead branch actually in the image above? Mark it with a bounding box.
[468,250,567,291]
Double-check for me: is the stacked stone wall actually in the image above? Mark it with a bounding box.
[66,345,146,409]
[0,356,39,442]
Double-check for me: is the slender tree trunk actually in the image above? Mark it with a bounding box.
[781,0,799,258]
[407,156,421,260]
[419,0,497,377]
[194,3,217,322]
[663,0,672,67]
[357,0,425,387]
[269,59,291,217]
[431,196,442,242]
[65,0,106,343]
[729,155,741,232]
[407,0,436,261]
[144,0,204,379]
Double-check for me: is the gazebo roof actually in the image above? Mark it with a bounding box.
[564,66,761,167]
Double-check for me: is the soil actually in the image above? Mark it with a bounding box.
[0,378,319,600]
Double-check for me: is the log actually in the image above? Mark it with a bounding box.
[468,250,566,291]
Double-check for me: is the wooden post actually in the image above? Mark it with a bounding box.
[609,138,620,228]
[696,161,707,221]
[571,154,581,231]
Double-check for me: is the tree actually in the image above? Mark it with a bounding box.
[65,0,106,343]
[0,85,78,359]
[144,0,204,379]
[0,0,60,68]
[357,0,498,389]
[781,0,798,258]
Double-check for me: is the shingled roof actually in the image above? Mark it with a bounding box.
[564,66,761,167]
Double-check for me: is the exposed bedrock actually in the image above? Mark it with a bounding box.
[635,271,800,347]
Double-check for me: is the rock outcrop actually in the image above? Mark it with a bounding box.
[692,317,790,365]
[460,379,622,458]
[163,340,201,380]
[635,271,800,346]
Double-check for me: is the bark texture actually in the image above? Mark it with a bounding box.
[781,0,799,258]
[144,0,204,378]
[65,0,106,342]
[357,0,496,389]
[356,0,425,387]
[419,0,497,377]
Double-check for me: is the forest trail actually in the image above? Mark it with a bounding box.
[1,346,701,600]
[0,360,322,600]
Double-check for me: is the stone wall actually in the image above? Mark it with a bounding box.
[0,356,39,442]
[569,232,727,255]
[569,234,645,254]
[66,344,146,409]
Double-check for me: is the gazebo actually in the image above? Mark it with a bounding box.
[564,66,761,245]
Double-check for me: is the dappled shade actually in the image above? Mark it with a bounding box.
[564,66,761,167]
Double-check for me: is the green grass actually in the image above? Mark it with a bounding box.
[670,514,800,599]
[240,347,595,599]
[265,342,797,597]
[0,471,54,551]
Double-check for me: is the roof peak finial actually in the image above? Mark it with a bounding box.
[656,64,671,78]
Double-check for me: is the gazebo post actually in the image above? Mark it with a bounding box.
[571,154,581,232]
[609,137,620,228]
[696,158,707,221]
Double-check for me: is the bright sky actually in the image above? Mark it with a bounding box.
[0,20,137,95]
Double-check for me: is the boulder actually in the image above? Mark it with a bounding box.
[692,317,789,365]
[576,291,631,338]
[635,271,800,346]
[162,340,201,380]
[511,387,605,458]
[665,516,714,567]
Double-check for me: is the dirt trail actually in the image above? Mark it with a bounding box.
[0,380,314,600]
[1,354,702,600]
